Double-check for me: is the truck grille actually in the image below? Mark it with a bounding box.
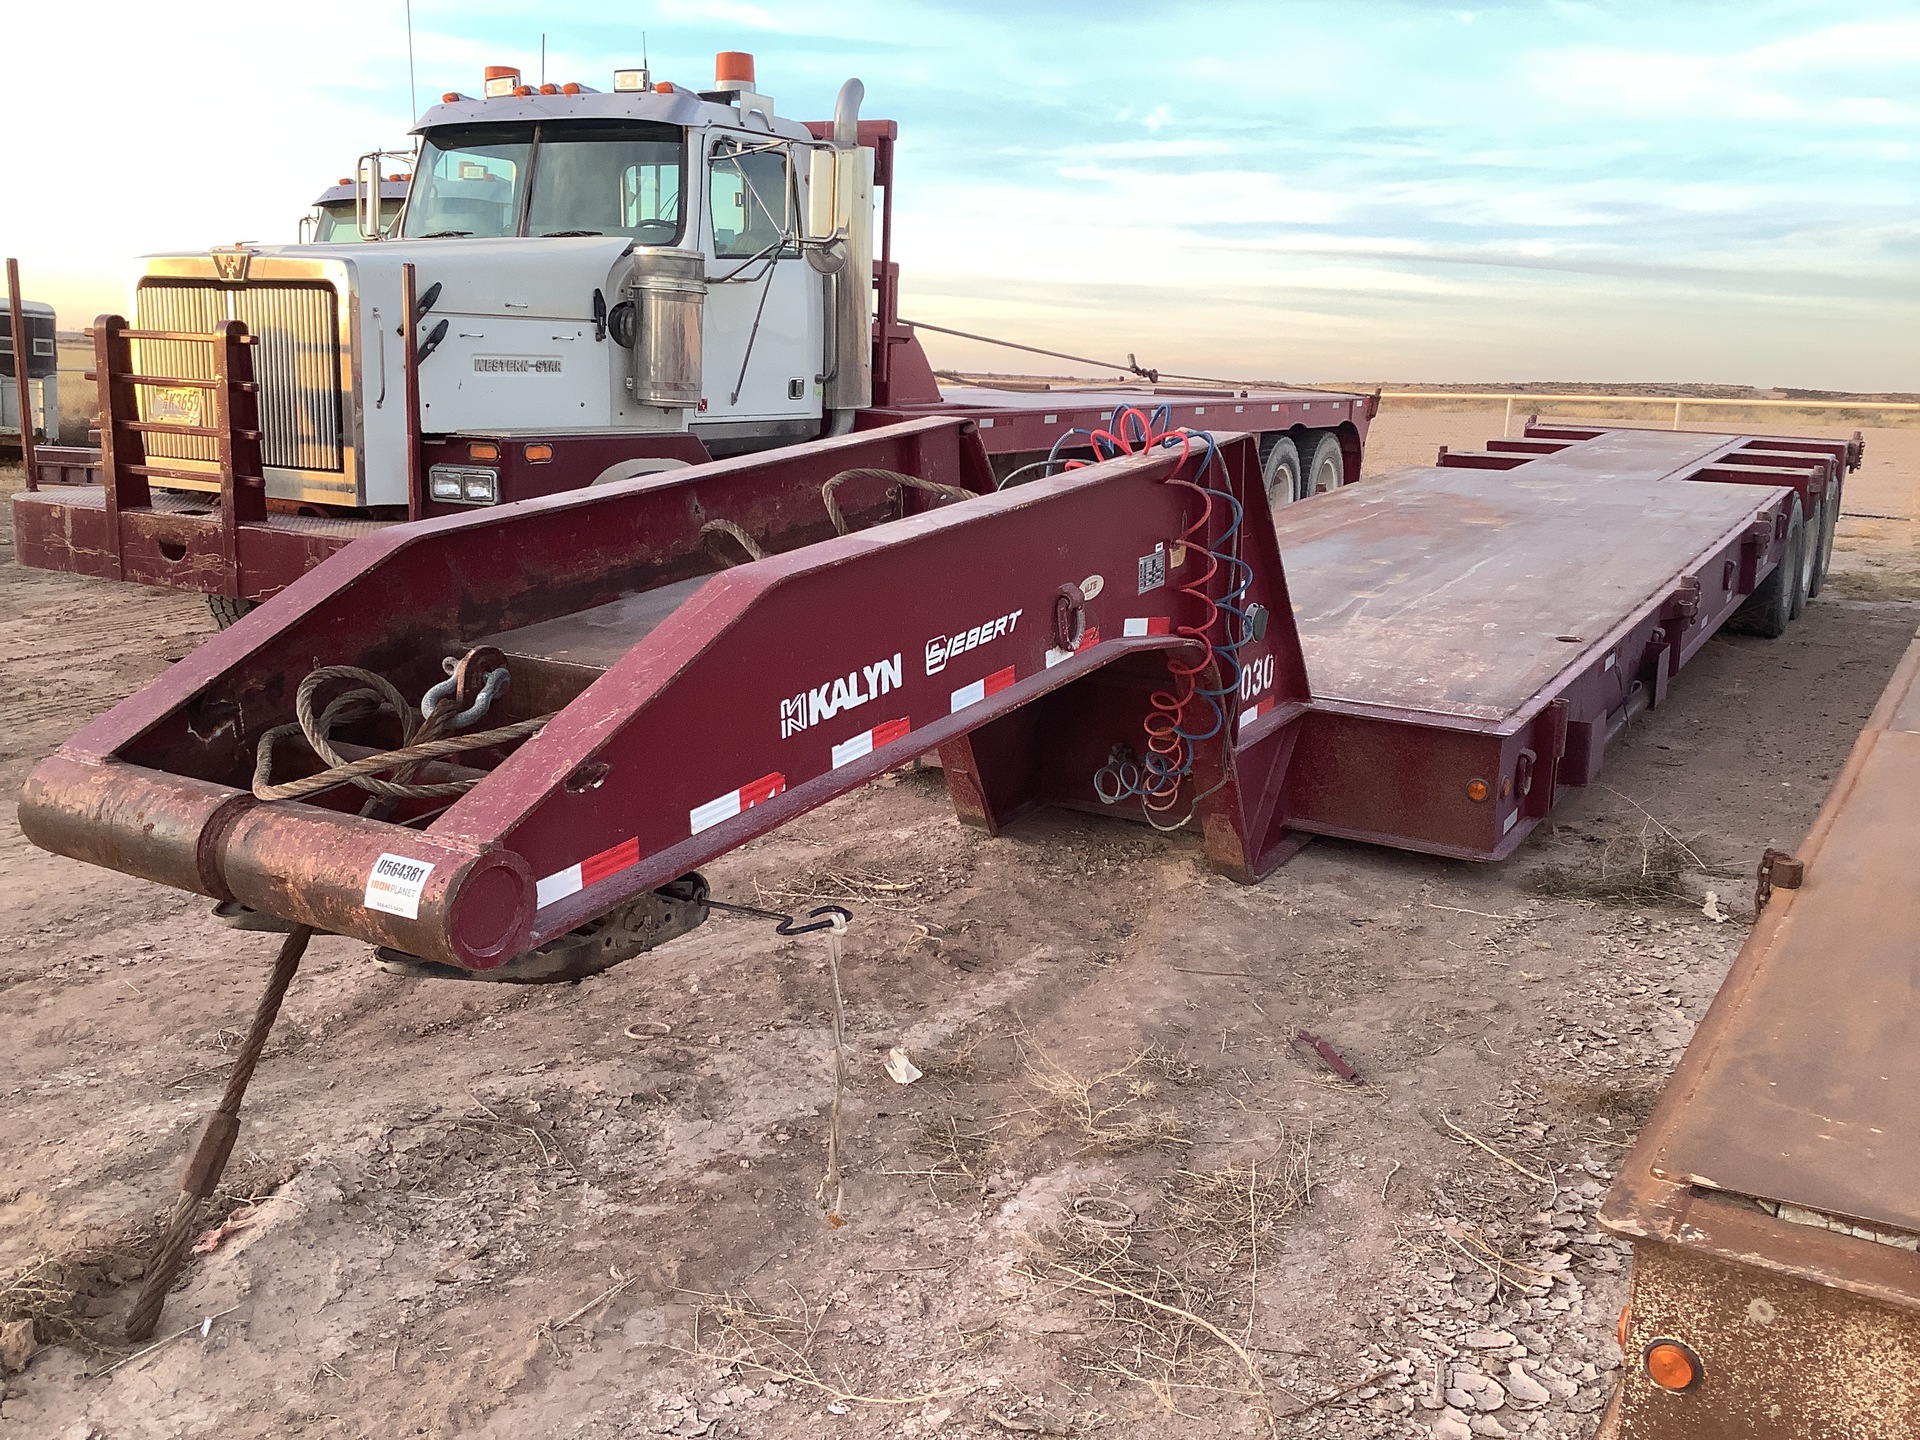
[133,280,346,473]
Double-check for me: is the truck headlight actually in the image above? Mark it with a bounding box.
[428,465,498,504]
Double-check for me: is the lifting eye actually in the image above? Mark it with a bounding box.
[1053,585,1087,653]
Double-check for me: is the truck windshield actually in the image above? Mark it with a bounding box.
[313,200,403,243]
[403,121,684,241]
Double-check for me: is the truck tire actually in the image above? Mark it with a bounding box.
[1300,432,1347,497]
[1260,434,1304,508]
[207,596,257,629]
[1807,475,1840,599]
[1727,494,1803,640]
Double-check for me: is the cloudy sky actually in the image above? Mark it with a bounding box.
[7,1,1915,388]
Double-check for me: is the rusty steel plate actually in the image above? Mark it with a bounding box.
[1274,464,1777,721]
[1646,636,1920,1234]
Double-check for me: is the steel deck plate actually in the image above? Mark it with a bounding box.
[1275,461,1774,723]
[1646,642,1920,1235]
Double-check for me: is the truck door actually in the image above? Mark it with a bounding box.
[698,134,821,443]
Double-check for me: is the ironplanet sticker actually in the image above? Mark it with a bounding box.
[474,356,563,374]
[364,853,435,920]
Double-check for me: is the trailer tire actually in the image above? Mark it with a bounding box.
[1790,488,1821,619]
[1727,494,1803,640]
[1807,476,1840,600]
[207,596,257,630]
[1300,432,1347,497]
[1259,434,1304,508]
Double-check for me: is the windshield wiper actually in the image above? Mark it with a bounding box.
[540,230,604,237]
[419,229,473,238]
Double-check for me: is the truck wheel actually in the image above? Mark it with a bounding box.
[1807,476,1840,599]
[1301,432,1347,496]
[207,596,257,629]
[1727,494,1803,639]
[1259,434,1304,508]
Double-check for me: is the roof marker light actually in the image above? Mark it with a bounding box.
[513,84,534,96]
[613,68,650,92]
[560,82,582,95]
[441,91,464,103]
[538,82,559,95]
[483,66,521,99]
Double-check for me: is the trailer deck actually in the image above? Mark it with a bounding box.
[1598,630,1920,1438]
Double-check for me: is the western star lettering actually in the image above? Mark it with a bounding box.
[474,356,564,374]
[924,609,1023,675]
[780,654,903,739]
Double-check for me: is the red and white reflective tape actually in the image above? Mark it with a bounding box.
[536,834,640,910]
[831,717,911,769]
[949,664,1017,713]
[1240,696,1275,729]
[690,770,786,836]
[1123,616,1172,637]
[1045,626,1101,669]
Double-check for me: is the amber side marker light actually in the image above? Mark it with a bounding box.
[1466,778,1490,802]
[1644,1339,1701,1392]
[468,442,501,462]
[523,443,554,463]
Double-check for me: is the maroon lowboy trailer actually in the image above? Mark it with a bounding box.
[15,408,1857,1335]
[1596,630,1920,1436]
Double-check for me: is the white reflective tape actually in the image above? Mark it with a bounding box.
[1123,616,1172,638]
[1503,810,1520,834]
[832,729,876,768]
[690,791,742,834]
[536,863,584,909]
[950,678,985,711]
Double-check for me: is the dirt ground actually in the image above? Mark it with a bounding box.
[0,412,1914,1440]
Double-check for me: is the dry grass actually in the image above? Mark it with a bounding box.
[677,1285,976,1407]
[1017,1042,1195,1157]
[0,1227,161,1357]
[1018,1129,1318,1416]
[757,864,930,916]
[1527,829,1700,906]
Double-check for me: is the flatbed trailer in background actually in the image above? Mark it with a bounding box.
[1596,630,1920,1438]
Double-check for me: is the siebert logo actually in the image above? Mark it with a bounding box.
[924,609,1023,676]
[780,654,903,739]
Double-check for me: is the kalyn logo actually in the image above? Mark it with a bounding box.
[924,609,1023,676]
[780,654,903,739]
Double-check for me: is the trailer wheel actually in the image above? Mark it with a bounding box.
[1727,494,1804,639]
[1807,475,1840,600]
[207,596,257,630]
[1790,488,1820,619]
[1259,434,1304,507]
[1301,432,1347,496]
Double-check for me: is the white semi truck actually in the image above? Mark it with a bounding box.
[126,53,881,511]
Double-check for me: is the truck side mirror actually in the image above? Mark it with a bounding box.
[356,154,384,241]
[803,148,840,245]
